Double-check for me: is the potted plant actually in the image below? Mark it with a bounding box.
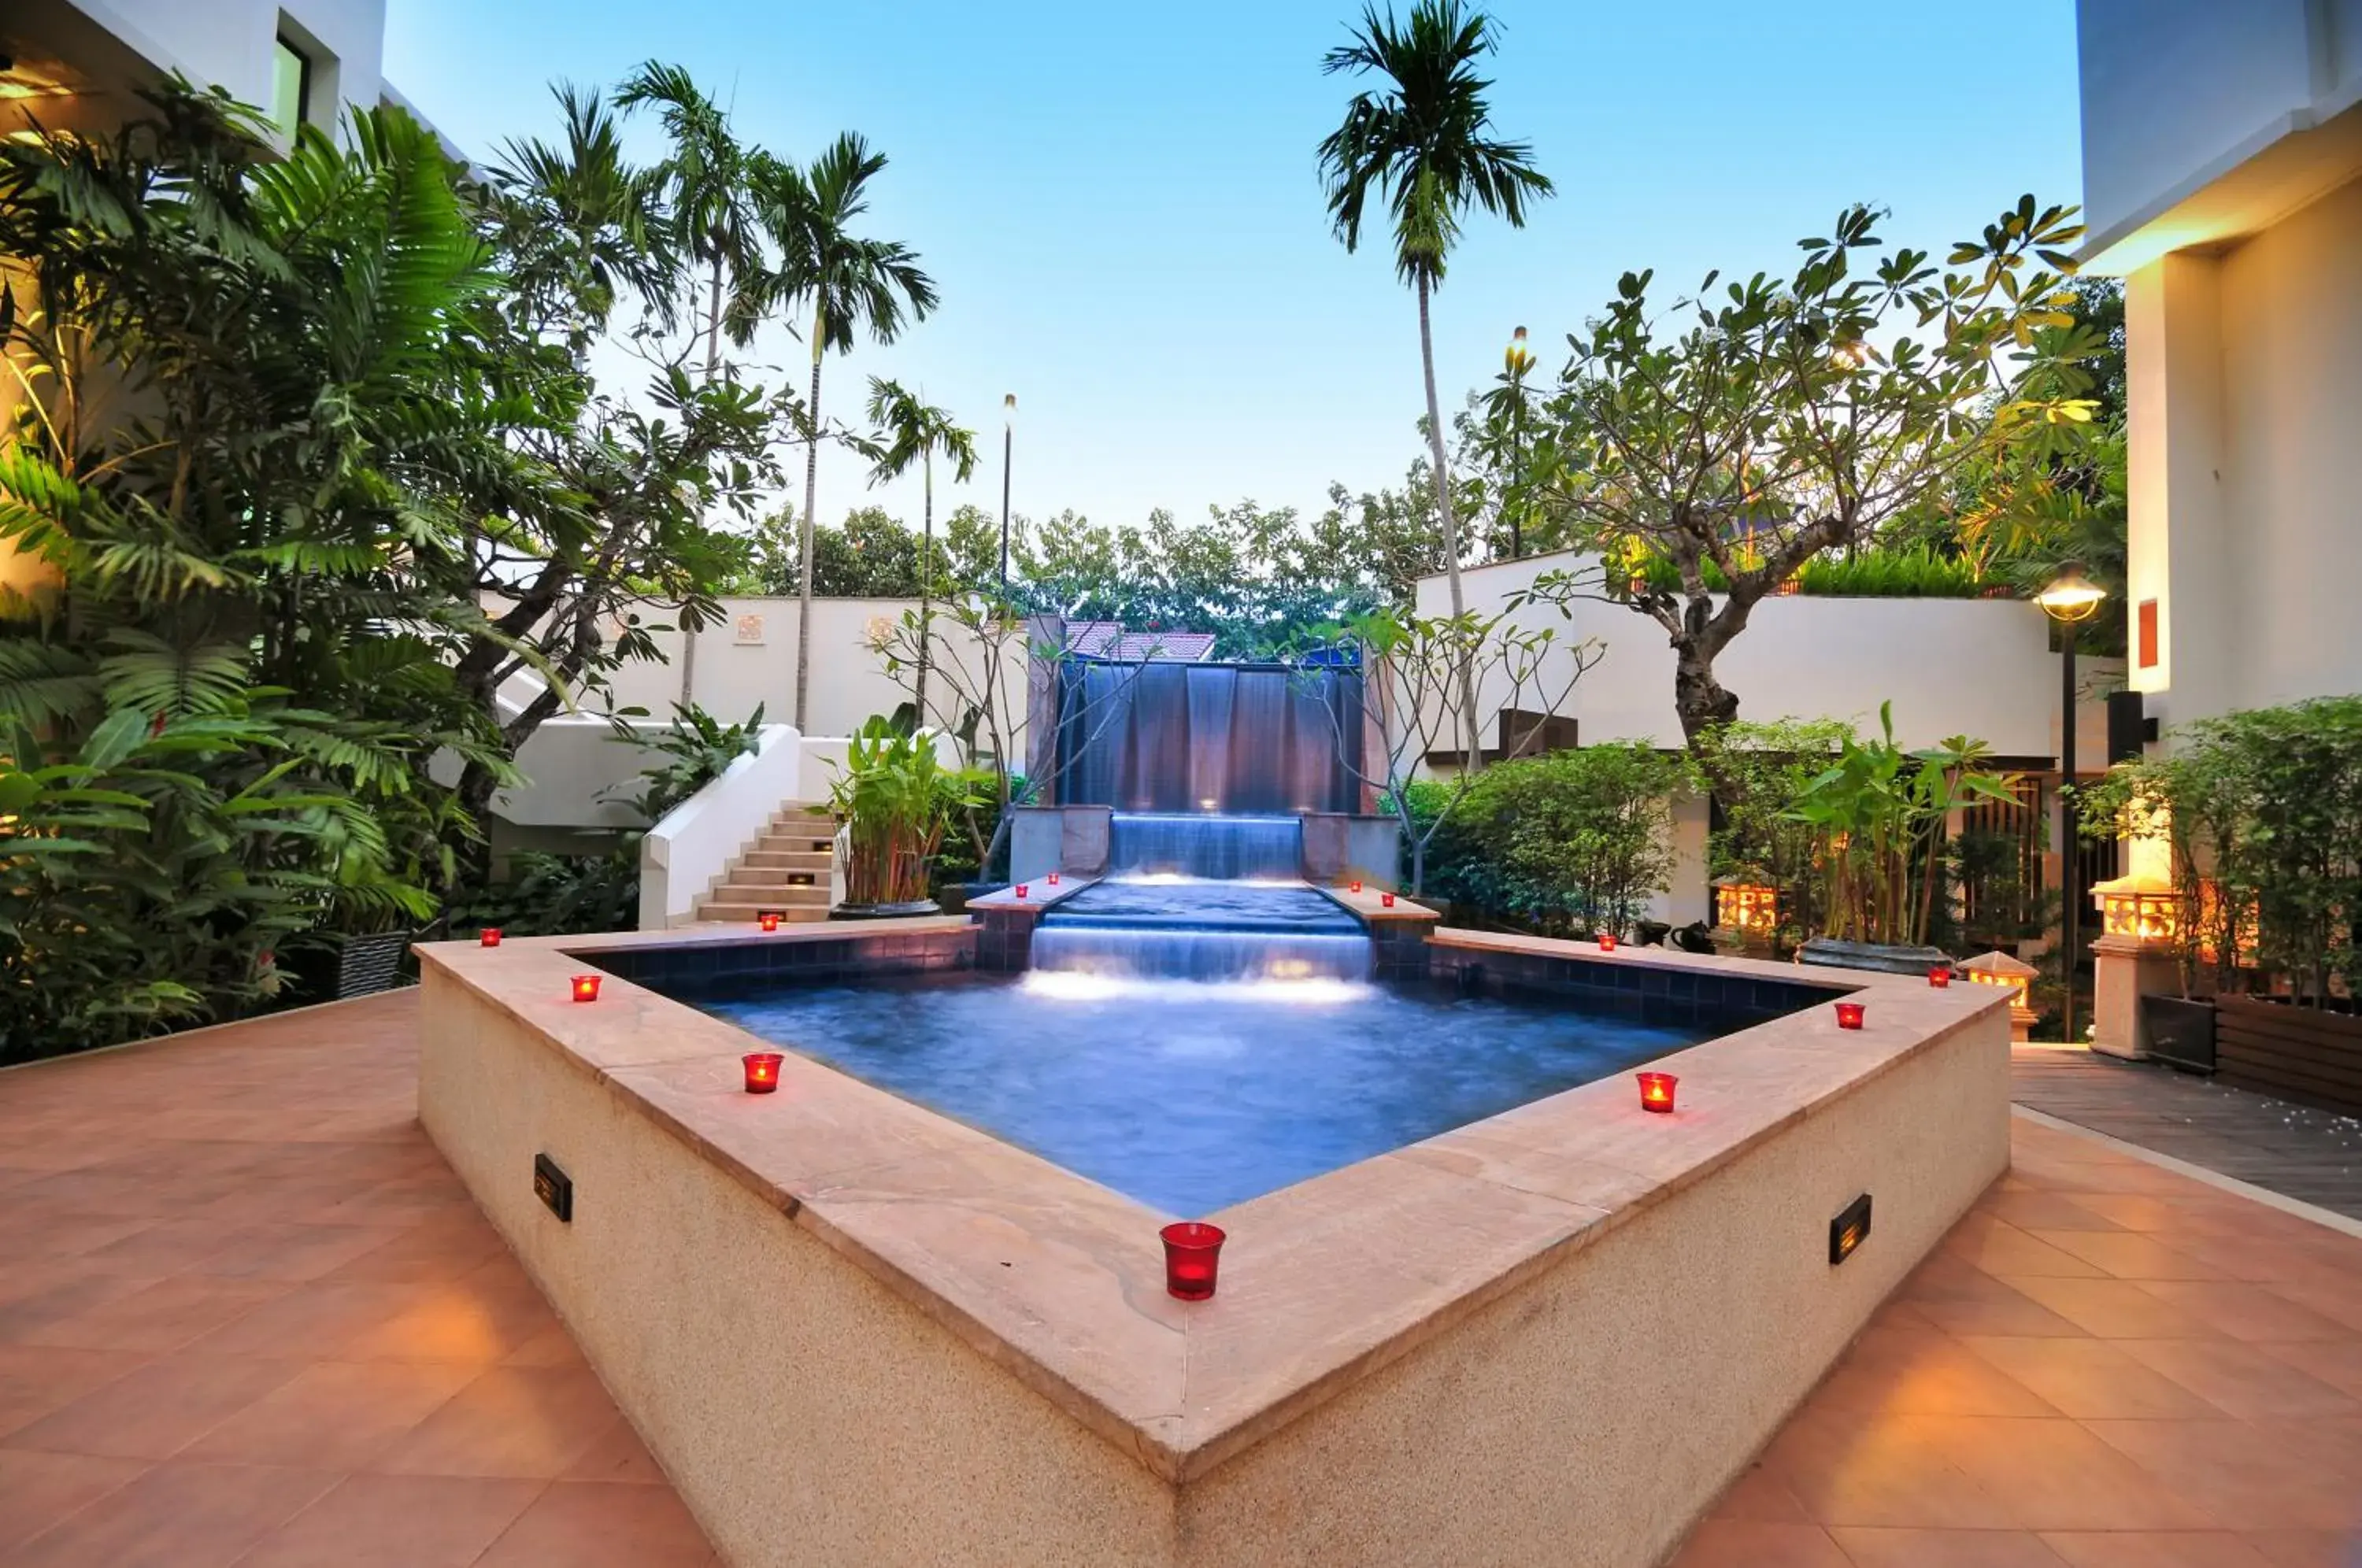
[1786,705,2018,975]
[829,718,979,918]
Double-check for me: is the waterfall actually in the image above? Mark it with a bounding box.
[1106,814,1302,880]
[1027,923,1373,985]
[1057,660,1361,814]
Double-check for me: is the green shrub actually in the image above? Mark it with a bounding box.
[1632,543,1998,600]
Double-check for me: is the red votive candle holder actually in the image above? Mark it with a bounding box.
[1015,883,1030,900]
[570,974,602,1003]
[1047,871,1061,886]
[1636,1071,1678,1113]
[758,911,781,932]
[1598,933,1619,952]
[1928,965,1951,988]
[479,928,502,948]
[1161,1221,1227,1300]
[1834,1000,1866,1030]
[742,1052,783,1094]
[1349,879,1363,894]
[1381,892,1395,908]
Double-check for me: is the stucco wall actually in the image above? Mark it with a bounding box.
[66,0,390,128]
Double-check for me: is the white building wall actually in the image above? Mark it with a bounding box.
[1410,553,2109,761]
[57,0,391,131]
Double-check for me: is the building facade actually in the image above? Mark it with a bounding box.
[2079,0,2362,728]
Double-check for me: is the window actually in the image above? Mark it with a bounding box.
[271,36,312,138]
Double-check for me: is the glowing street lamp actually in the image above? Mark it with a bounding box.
[2037,561,2108,1046]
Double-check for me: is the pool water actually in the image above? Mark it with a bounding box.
[683,971,1703,1216]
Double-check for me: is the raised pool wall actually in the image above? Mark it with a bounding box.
[417,915,2009,1568]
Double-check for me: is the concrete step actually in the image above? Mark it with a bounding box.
[712,879,828,900]
[757,833,839,854]
[770,809,836,829]
[695,902,832,923]
[739,849,833,871]
[724,867,829,890]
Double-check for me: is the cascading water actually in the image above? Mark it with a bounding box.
[1031,814,1374,985]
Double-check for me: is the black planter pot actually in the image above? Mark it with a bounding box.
[336,930,411,999]
[1796,937,1953,978]
[830,899,942,921]
[2140,993,2216,1074]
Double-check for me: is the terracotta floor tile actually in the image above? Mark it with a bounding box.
[74,1218,268,1278]
[231,1472,546,1568]
[470,1479,716,1568]
[1923,1415,2218,1530]
[0,1449,146,1555]
[2005,1275,2230,1340]
[178,1359,480,1470]
[498,1324,588,1370]
[1830,1526,2071,1566]
[187,1222,414,1283]
[2264,1276,2362,1334]
[1813,1325,2061,1418]
[5,1459,338,1568]
[1982,1192,2140,1232]
[180,1280,434,1360]
[0,1267,168,1341]
[1911,1283,2095,1340]
[2134,1280,2359,1344]
[2084,1418,2362,1531]
[2238,1530,2362,1566]
[2117,1339,2362,1420]
[317,1219,506,1286]
[561,1415,667,1485]
[2039,1531,2281,1566]
[2268,1341,2362,1401]
[340,1269,562,1365]
[2027,1229,2232,1281]
[1943,1219,2112,1279]
[17,1274,292,1354]
[372,1366,620,1479]
[1709,1464,1812,1522]
[0,1344,137,1441]
[1,1353,305,1460]
[1957,1337,2230,1419]
[1759,1407,2008,1529]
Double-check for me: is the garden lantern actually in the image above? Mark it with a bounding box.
[2036,560,2108,1048]
[1960,949,2038,1044]
[1711,876,1779,941]
[2090,872,2179,945]
[570,974,602,1004]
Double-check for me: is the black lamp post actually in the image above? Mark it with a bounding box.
[2035,561,2107,1045]
[998,393,1016,590]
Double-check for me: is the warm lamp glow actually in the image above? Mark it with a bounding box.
[2034,561,2107,623]
[1834,1000,1866,1030]
[479,928,502,948]
[1712,877,1779,937]
[758,911,781,932]
[742,1052,783,1094]
[1636,1071,1677,1113]
[2092,874,2179,944]
[570,974,602,1003]
[1960,949,2037,1009]
[1160,1221,1226,1301]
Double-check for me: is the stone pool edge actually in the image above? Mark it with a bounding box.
[415,918,2010,1564]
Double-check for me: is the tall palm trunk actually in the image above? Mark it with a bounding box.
[681,253,728,709]
[793,312,824,731]
[1417,272,1483,769]
[916,453,933,722]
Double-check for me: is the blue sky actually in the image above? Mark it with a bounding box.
[384,1,2084,537]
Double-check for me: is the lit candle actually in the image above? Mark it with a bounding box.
[1380,892,1395,908]
[1047,871,1061,886]
[1160,1221,1227,1301]
[759,912,781,932]
[1597,933,1618,952]
[571,974,602,1003]
[1928,966,1951,988]
[742,1052,783,1094]
[479,928,502,948]
[1636,1071,1678,1113]
[1015,883,1030,900]
[1349,879,1363,894]
[1834,1000,1866,1030]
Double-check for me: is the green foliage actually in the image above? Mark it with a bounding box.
[1406,744,1693,937]
[604,702,766,822]
[1786,705,2017,949]
[1691,716,1856,945]
[1629,544,1998,601]
[2082,696,2362,1001]
[828,716,982,907]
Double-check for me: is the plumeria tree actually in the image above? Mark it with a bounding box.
[1517,198,2105,753]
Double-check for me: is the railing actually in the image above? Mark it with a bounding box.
[638,723,805,930]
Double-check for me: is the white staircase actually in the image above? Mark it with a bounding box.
[694,804,839,923]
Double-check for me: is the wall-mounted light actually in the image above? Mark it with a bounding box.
[1830,1194,1873,1264]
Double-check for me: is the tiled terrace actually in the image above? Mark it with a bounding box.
[2,993,2359,1567]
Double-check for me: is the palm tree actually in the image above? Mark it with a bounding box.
[757,135,939,730]
[613,62,764,381]
[1317,0,1552,767]
[488,83,665,359]
[864,379,977,720]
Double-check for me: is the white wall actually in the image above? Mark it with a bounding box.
[2077,0,2362,264]
[1409,552,2113,762]
[53,0,391,135]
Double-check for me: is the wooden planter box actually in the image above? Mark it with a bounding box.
[2139,993,2216,1074]
[2213,995,2362,1115]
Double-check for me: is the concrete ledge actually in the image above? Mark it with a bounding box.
[416,928,2010,1566]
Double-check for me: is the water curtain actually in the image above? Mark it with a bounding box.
[1056,662,1363,814]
